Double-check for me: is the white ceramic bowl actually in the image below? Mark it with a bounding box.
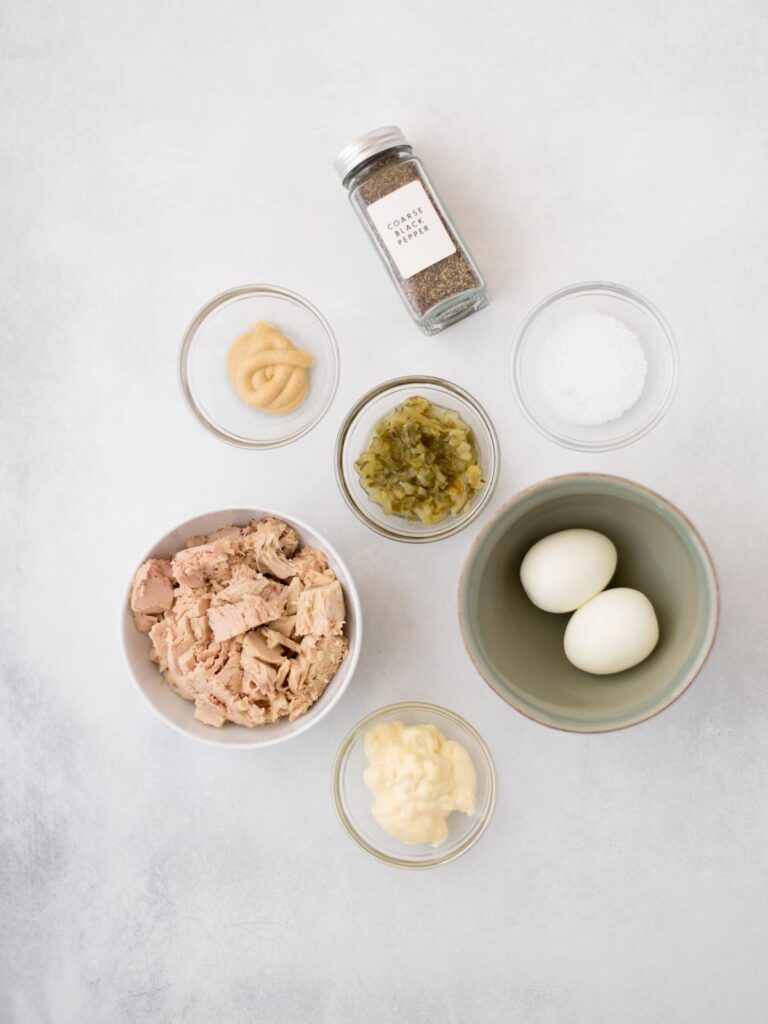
[122,507,362,748]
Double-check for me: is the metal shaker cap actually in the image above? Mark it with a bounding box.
[334,126,410,183]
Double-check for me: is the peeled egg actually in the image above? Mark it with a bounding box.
[564,588,659,675]
[520,529,617,613]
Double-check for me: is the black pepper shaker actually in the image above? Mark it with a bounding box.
[335,126,488,335]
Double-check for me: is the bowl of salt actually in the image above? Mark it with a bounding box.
[510,282,678,451]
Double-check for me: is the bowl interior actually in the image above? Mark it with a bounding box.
[123,508,359,747]
[335,703,496,866]
[460,476,718,732]
[513,284,677,451]
[338,379,498,542]
[181,287,339,448]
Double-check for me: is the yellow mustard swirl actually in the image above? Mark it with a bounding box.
[227,322,314,415]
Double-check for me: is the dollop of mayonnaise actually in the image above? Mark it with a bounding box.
[363,721,477,847]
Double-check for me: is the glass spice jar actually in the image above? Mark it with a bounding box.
[335,126,488,335]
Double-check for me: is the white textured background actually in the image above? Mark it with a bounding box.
[2,1,767,1021]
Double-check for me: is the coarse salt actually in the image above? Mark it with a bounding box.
[535,311,647,426]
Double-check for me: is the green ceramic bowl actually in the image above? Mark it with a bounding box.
[459,475,719,733]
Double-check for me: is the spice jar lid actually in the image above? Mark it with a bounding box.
[334,126,410,183]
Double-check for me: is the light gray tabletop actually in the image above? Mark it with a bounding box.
[2,1,767,1021]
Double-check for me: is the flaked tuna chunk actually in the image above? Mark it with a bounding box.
[260,625,301,654]
[188,641,244,706]
[211,566,264,598]
[172,546,228,588]
[208,599,280,643]
[236,693,285,726]
[130,559,174,631]
[242,517,301,579]
[208,575,286,642]
[199,658,291,726]
[295,580,346,637]
[274,659,291,690]
[149,620,198,700]
[206,525,243,544]
[134,612,160,633]
[167,671,200,702]
[192,688,252,726]
[172,588,211,643]
[289,546,336,587]
[199,637,244,684]
[287,634,348,708]
[148,591,211,668]
[194,698,226,727]
[242,656,278,697]
[241,629,286,667]
[268,615,297,638]
[283,577,304,615]
[171,533,243,589]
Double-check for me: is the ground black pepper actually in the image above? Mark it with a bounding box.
[336,128,488,334]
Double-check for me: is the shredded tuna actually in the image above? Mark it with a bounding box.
[171,533,242,589]
[295,580,346,637]
[242,629,288,667]
[130,518,348,729]
[268,615,297,638]
[130,559,174,632]
[283,577,304,615]
[194,697,227,727]
[289,546,336,587]
[208,574,287,643]
[242,518,301,579]
[287,635,349,719]
[260,625,302,654]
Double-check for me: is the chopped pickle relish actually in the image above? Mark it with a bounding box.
[354,396,484,525]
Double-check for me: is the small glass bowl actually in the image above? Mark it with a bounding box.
[510,282,678,451]
[335,376,500,543]
[179,284,340,449]
[332,702,497,869]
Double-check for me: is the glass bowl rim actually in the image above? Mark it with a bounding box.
[334,375,501,543]
[332,700,498,869]
[178,283,340,450]
[510,280,679,452]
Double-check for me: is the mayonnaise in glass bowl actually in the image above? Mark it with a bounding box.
[332,702,497,868]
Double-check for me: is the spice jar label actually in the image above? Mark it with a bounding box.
[366,180,456,279]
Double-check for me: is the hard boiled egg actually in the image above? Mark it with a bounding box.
[520,529,617,613]
[564,588,659,675]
